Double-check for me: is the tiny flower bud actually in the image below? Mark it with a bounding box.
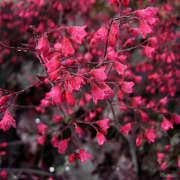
[68,153,75,163]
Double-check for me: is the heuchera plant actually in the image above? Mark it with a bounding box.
[0,0,180,179]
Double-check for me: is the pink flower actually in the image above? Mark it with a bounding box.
[68,153,75,163]
[119,81,135,94]
[66,91,75,106]
[61,36,75,57]
[0,95,10,107]
[45,60,61,73]
[160,161,167,171]
[139,21,153,39]
[54,139,69,154]
[61,59,75,66]
[129,28,140,37]
[89,69,107,82]
[68,76,81,92]
[79,148,91,163]
[120,123,132,136]
[160,116,173,131]
[37,135,46,145]
[0,151,6,156]
[107,0,119,6]
[74,123,85,137]
[96,132,107,145]
[0,170,7,180]
[92,84,105,104]
[0,110,16,131]
[91,25,108,45]
[37,122,48,135]
[157,153,167,164]
[173,114,180,125]
[117,90,123,100]
[164,145,171,151]
[122,0,130,7]
[157,96,168,106]
[139,110,149,123]
[96,119,110,130]
[148,36,158,48]
[47,177,54,180]
[145,129,159,143]
[136,135,142,146]
[142,46,155,59]
[114,62,128,75]
[45,85,61,105]
[66,25,87,44]
[0,142,7,148]
[53,115,63,123]
[178,156,180,169]
[36,33,49,57]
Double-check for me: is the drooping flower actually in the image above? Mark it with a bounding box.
[172,114,180,125]
[160,116,173,131]
[79,148,91,163]
[129,28,140,37]
[139,21,153,39]
[74,123,85,137]
[160,161,167,171]
[145,129,159,143]
[0,151,6,156]
[120,123,132,136]
[119,81,135,94]
[142,45,155,59]
[47,177,54,180]
[0,110,16,131]
[114,62,128,75]
[157,153,167,164]
[36,33,49,57]
[37,122,48,135]
[157,96,168,106]
[107,0,119,6]
[100,83,114,100]
[89,69,107,82]
[68,76,81,92]
[164,145,171,151]
[66,91,75,106]
[61,36,75,57]
[0,170,7,180]
[122,0,130,7]
[49,69,60,81]
[139,110,149,123]
[61,59,75,66]
[53,115,63,123]
[45,85,61,105]
[178,156,180,169]
[122,7,132,15]
[0,95,10,107]
[91,25,108,45]
[96,132,107,145]
[54,139,69,154]
[96,119,110,130]
[45,60,61,73]
[92,84,105,104]
[66,25,87,44]
[148,36,158,48]
[37,135,46,145]
[136,134,142,146]
[117,90,123,100]
[0,142,7,148]
[68,153,75,163]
